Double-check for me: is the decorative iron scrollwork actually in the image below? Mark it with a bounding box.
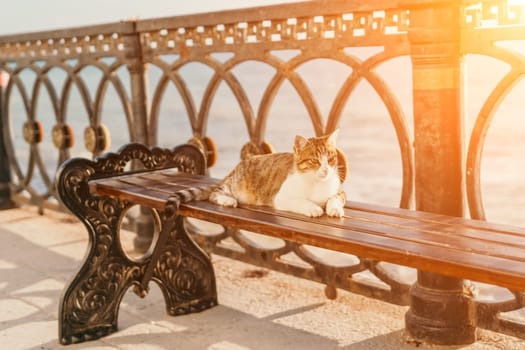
[84,124,111,153]
[22,120,43,144]
[56,142,216,344]
[154,215,218,316]
[52,123,74,149]
[188,136,218,167]
[240,141,274,160]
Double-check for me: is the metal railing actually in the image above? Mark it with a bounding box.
[1,0,525,342]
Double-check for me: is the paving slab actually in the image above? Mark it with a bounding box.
[1,206,524,350]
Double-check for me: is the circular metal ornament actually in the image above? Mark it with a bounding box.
[84,124,111,153]
[22,120,43,144]
[52,123,74,149]
[188,136,218,167]
[240,141,274,160]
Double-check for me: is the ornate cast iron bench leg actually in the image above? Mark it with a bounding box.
[55,143,218,345]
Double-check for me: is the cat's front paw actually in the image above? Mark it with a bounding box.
[298,201,324,217]
[326,198,344,218]
[213,194,238,207]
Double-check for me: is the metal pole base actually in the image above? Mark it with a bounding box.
[404,272,476,346]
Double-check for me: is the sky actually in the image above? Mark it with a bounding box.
[0,0,302,36]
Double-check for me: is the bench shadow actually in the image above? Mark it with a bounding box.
[0,225,83,350]
[38,303,410,350]
[1,219,417,350]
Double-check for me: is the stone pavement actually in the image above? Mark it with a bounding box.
[1,206,524,350]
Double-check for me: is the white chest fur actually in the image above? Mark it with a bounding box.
[309,175,340,206]
[275,170,340,207]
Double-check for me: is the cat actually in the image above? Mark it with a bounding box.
[167,129,348,218]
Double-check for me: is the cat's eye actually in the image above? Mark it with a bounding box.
[308,159,320,166]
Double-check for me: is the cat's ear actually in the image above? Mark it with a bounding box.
[327,128,340,146]
[294,135,309,152]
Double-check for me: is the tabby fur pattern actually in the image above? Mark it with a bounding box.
[167,129,347,218]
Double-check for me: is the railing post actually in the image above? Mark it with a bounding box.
[123,24,150,146]
[123,24,155,252]
[0,72,15,210]
[405,2,475,345]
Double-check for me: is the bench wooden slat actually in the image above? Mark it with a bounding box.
[177,201,525,291]
[164,173,525,245]
[349,200,525,237]
[90,178,172,209]
[342,209,525,250]
[138,171,525,239]
[95,173,525,256]
[245,206,525,261]
[88,170,525,291]
[91,171,525,256]
[92,172,525,252]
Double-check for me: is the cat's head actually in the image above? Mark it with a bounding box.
[293,129,340,181]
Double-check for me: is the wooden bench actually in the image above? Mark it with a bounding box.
[56,142,525,345]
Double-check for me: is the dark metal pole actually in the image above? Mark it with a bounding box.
[0,71,15,210]
[405,3,475,346]
[123,25,155,252]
